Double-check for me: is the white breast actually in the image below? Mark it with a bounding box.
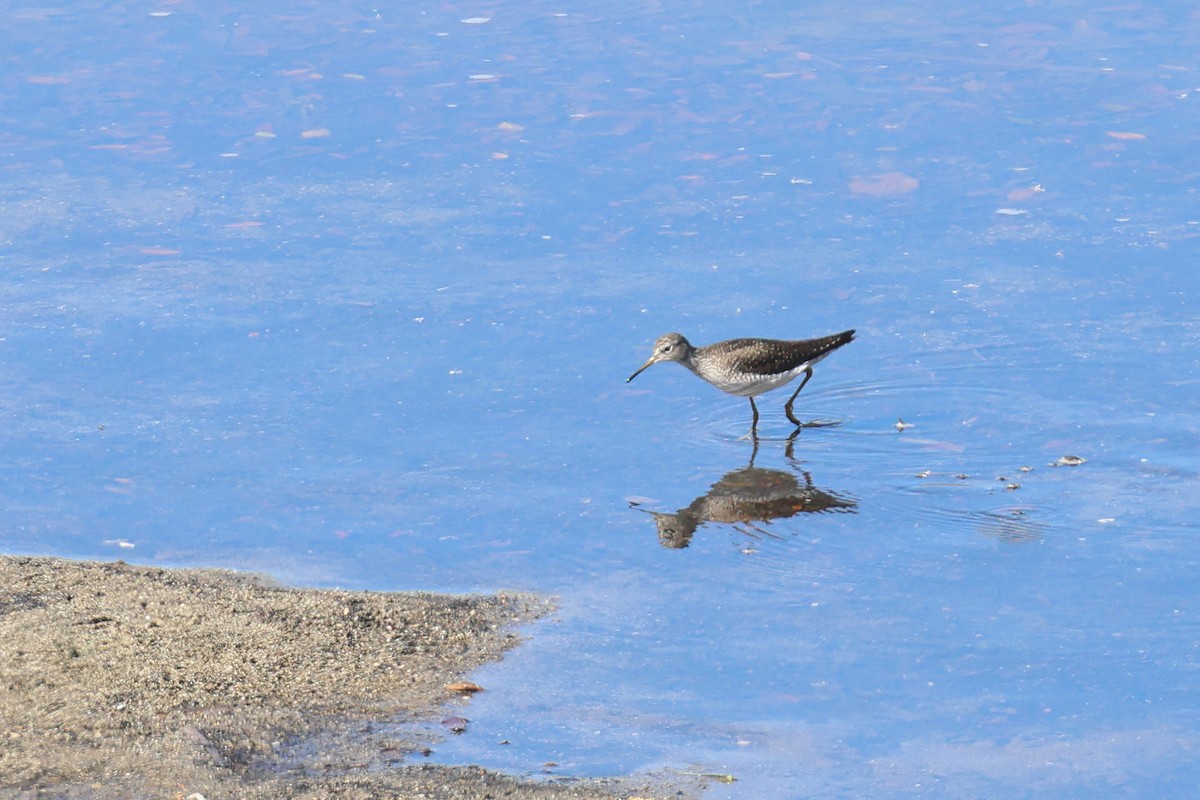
[709,364,808,397]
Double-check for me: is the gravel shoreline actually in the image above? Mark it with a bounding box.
[0,556,692,800]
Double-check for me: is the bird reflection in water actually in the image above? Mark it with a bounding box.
[632,463,857,549]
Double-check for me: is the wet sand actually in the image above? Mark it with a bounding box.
[0,557,691,800]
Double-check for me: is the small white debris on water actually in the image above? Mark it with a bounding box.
[1050,455,1087,467]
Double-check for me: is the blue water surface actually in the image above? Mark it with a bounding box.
[3,1,1199,797]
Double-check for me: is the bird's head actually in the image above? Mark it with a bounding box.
[627,332,692,382]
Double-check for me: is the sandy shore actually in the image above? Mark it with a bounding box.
[0,557,692,800]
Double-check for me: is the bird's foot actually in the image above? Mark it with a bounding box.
[792,418,842,429]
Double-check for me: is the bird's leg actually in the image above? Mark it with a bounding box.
[749,396,760,434]
[784,367,814,427]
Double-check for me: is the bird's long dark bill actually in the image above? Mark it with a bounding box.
[626,359,655,382]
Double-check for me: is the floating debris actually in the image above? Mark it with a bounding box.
[441,715,469,733]
[1051,455,1087,467]
[915,470,932,478]
[444,681,484,694]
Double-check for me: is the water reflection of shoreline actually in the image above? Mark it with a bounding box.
[633,464,857,549]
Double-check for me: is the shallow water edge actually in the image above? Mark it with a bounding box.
[0,555,696,800]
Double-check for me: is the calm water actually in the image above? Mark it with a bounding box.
[3,1,1199,797]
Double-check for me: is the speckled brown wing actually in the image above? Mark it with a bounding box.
[726,330,855,376]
